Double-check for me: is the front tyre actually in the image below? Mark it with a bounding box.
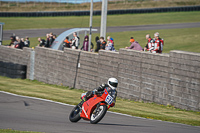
[90,105,107,124]
[69,105,81,123]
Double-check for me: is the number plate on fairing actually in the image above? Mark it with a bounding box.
[105,94,113,105]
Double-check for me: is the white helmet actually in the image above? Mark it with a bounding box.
[107,78,118,90]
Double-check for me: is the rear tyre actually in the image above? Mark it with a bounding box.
[90,105,107,124]
[69,105,81,123]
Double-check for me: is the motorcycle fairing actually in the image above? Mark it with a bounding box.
[80,92,108,120]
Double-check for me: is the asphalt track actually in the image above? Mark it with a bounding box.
[3,22,200,40]
[0,91,200,133]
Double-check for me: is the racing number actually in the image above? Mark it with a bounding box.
[105,94,113,105]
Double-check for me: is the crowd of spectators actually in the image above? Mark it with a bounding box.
[38,32,56,48]
[6,31,164,54]
[125,32,164,54]
[62,31,163,54]
[7,34,30,49]
[63,32,116,52]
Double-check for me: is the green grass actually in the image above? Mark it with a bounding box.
[1,11,200,30]
[0,129,42,133]
[3,27,200,53]
[0,76,200,126]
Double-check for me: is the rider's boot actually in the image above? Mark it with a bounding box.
[78,91,93,107]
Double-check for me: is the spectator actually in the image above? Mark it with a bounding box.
[20,38,25,49]
[155,32,164,53]
[81,35,94,51]
[125,37,143,51]
[53,34,56,40]
[24,36,30,47]
[152,32,164,53]
[13,36,19,46]
[49,33,54,47]
[8,36,15,46]
[105,38,116,52]
[106,36,110,45]
[38,38,46,47]
[144,34,154,52]
[72,32,80,49]
[99,36,106,50]
[14,36,23,49]
[45,34,50,48]
[63,36,71,48]
[95,36,101,52]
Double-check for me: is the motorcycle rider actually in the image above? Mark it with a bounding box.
[79,78,118,107]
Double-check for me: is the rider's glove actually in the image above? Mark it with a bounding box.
[98,84,105,91]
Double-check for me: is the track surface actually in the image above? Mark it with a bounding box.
[0,92,199,133]
[3,22,200,40]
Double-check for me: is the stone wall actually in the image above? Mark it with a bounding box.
[34,47,80,88]
[168,51,200,110]
[0,45,32,78]
[0,45,199,111]
[75,51,99,91]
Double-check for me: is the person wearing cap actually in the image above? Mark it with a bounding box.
[125,37,143,51]
[105,37,116,52]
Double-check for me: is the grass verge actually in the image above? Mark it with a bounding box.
[0,76,199,126]
[0,129,42,133]
[1,11,200,30]
[3,27,200,53]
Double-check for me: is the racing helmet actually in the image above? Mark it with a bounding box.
[107,78,118,90]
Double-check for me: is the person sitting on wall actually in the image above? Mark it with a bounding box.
[38,38,46,47]
[125,37,143,51]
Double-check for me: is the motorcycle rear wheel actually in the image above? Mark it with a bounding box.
[69,105,81,122]
[90,105,107,124]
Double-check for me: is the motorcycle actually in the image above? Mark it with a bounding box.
[69,87,116,124]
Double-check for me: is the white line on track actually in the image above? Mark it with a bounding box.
[0,91,199,128]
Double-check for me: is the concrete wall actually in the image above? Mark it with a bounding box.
[0,45,199,111]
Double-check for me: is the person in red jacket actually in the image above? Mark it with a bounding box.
[152,32,164,54]
[144,34,154,52]
[151,32,160,53]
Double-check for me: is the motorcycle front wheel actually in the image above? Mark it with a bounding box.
[90,105,107,124]
[69,105,81,122]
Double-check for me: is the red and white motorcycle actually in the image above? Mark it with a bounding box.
[69,87,116,124]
